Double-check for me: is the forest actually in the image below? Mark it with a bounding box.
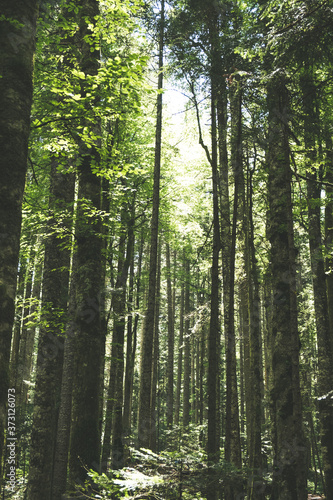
[0,0,333,499]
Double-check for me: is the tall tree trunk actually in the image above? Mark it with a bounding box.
[225,77,242,474]
[239,305,246,438]
[150,241,161,452]
[174,263,184,427]
[68,0,104,486]
[248,165,263,499]
[325,130,333,353]
[263,276,273,429]
[17,249,43,411]
[9,245,31,389]
[207,75,221,466]
[69,153,103,487]
[199,292,207,432]
[166,242,174,429]
[234,80,252,468]
[101,213,129,471]
[137,0,164,449]
[191,334,197,423]
[51,257,77,500]
[267,69,307,500]
[26,160,74,500]
[301,68,333,498]
[123,231,144,443]
[122,246,135,460]
[111,212,135,469]
[10,243,35,470]
[0,1,39,488]
[183,257,191,429]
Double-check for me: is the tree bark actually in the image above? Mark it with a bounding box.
[26,160,74,500]
[301,68,333,499]
[174,262,184,427]
[183,258,191,429]
[166,242,174,429]
[225,77,242,473]
[51,260,77,500]
[207,73,221,466]
[123,230,144,444]
[9,246,31,389]
[111,211,134,469]
[0,1,39,489]
[150,241,161,452]
[17,249,43,411]
[267,70,307,500]
[324,130,333,354]
[248,165,263,499]
[137,0,164,449]
[68,0,104,486]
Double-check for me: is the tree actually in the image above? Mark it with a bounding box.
[0,1,39,489]
[267,69,307,499]
[26,160,74,500]
[68,0,104,486]
[207,12,221,470]
[137,0,164,450]
[123,231,144,449]
[183,256,191,430]
[301,63,333,499]
[166,242,175,429]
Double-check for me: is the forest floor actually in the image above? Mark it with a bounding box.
[3,449,327,500]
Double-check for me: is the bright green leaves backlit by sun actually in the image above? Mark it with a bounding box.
[161,84,212,261]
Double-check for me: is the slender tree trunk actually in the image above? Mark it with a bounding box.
[10,244,34,470]
[174,263,184,427]
[26,161,74,500]
[102,208,133,470]
[207,76,221,466]
[166,243,174,429]
[9,247,31,388]
[11,245,34,407]
[263,277,273,429]
[236,97,251,465]
[111,213,134,469]
[216,74,232,473]
[225,77,242,473]
[301,68,333,498]
[325,130,333,352]
[51,260,77,500]
[123,231,144,442]
[248,166,263,499]
[17,251,43,410]
[191,335,197,423]
[239,306,245,438]
[0,1,39,488]
[122,247,135,460]
[150,241,161,452]
[199,296,207,431]
[101,324,117,471]
[137,0,164,449]
[267,69,307,500]
[15,248,43,471]
[183,258,191,429]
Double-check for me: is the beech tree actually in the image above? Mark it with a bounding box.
[0,0,40,491]
[137,0,164,449]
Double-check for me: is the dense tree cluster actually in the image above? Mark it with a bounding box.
[1,0,333,499]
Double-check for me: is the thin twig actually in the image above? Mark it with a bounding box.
[188,79,212,166]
